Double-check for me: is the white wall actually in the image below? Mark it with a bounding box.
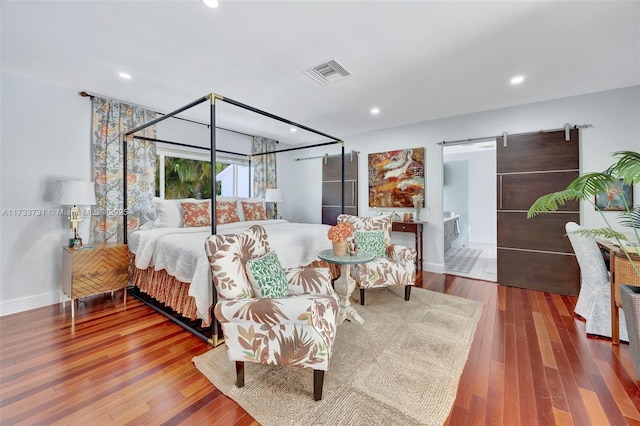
[1,72,638,314]
[279,85,640,273]
[1,72,92,314]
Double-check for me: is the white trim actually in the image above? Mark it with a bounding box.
[0,290,64,316]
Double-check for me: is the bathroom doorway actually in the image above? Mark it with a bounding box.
[442,141,497,281]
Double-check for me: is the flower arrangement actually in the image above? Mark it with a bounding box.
[411,194,424,208]
[327,222,353,242]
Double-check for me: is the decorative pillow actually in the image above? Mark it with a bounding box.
[181,200,211,227]
[216,200,240,224]
[338,214,392,246]
[355,229,386,257]
[242,201,267,221]
[246,251,288,298]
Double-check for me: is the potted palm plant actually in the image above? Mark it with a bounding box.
[527,150,640,377]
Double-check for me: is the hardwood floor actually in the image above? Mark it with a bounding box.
[1,272,639,425]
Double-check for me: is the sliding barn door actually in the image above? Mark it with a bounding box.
[322,153,358,225]
[497,129,580,295]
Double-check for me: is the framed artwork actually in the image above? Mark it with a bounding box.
[368,147,424,207]
[595,179,633,211]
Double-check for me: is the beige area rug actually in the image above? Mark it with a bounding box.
[192,287,484,426]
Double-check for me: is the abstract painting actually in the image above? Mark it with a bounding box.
[368,147,425,207]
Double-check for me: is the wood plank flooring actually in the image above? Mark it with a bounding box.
[1,272,639,425]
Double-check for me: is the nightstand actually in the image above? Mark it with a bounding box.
[61,242,128,319]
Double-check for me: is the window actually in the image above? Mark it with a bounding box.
[155,147,252,199]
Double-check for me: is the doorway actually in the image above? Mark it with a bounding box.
[442,141,497,281]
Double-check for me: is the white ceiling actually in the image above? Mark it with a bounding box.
[2,0,639,145]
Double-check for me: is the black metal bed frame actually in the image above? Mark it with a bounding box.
[121,92,347,345]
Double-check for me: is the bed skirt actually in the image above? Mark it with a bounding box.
[128,252,203,325]
[128,252,339,329]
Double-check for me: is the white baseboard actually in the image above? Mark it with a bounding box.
[424,262,445,274]
[0,291,62,317]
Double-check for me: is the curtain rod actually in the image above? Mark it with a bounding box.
[79,91,260,139]
[438,123,593,146]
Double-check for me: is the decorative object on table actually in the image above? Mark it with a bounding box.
[620,284,640,379]
[204,225,339,400]
[412,193,424,221]
[595,179,633,211]
[52,180,97,249]
[327,222,353,257]
[264,188,283,219]
[337,214,416,305]
[192,286,483,426]
[368,147,424,208]
[528,150,639,348]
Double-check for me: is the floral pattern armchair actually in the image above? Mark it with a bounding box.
[204,225,340,400]
[337,214,417,305]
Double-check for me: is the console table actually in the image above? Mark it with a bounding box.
[392,221,424,271]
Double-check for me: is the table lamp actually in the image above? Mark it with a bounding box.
[52,180,97,248]
[265,188,283,219]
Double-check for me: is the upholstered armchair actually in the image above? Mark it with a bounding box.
[337,214,417,305]
[566,222,628,341]
[204,225,340,400]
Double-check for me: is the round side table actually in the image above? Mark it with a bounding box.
[318,249,375,325]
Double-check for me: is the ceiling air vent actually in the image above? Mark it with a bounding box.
[303,59,352,86]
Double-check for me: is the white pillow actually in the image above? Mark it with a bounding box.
[153,197,198,228]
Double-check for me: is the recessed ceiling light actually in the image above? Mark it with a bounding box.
[118,72,132,80]
[510,75,525,85]
[202,0,219,8]
[370,107,380,115]
[290,127,297,133]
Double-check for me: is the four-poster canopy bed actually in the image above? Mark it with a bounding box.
[119,92,348,345]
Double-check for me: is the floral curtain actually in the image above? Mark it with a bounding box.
[252,137,277,218]
[90,97,156,243]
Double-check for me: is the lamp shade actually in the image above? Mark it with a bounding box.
[265,188,283,203]
[52,180,97,206]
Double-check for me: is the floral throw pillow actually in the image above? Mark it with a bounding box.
[242,201,267,221]
[181,201,211,227]
[216,200,240,224]
[355,229,386,257]
[246,251,288,298]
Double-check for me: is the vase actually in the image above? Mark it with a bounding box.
[414,206,421,221]
[332,240,348,257]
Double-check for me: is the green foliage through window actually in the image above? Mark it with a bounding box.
[156,156,229,199]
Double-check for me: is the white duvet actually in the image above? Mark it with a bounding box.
[128,219,332,323]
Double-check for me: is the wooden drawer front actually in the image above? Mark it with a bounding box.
[613,255,640,306]
[498,248,580,296]
[499,171,579,211]
[71,246,128,298]
[498,212,578,253]
[392,222,419,233]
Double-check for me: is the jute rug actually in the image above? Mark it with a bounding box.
[192,287,483,426]
[445,247,482,274]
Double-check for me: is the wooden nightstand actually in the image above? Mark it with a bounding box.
[61,242,128,319]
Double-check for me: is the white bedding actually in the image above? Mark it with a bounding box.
[128,219,332,323]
